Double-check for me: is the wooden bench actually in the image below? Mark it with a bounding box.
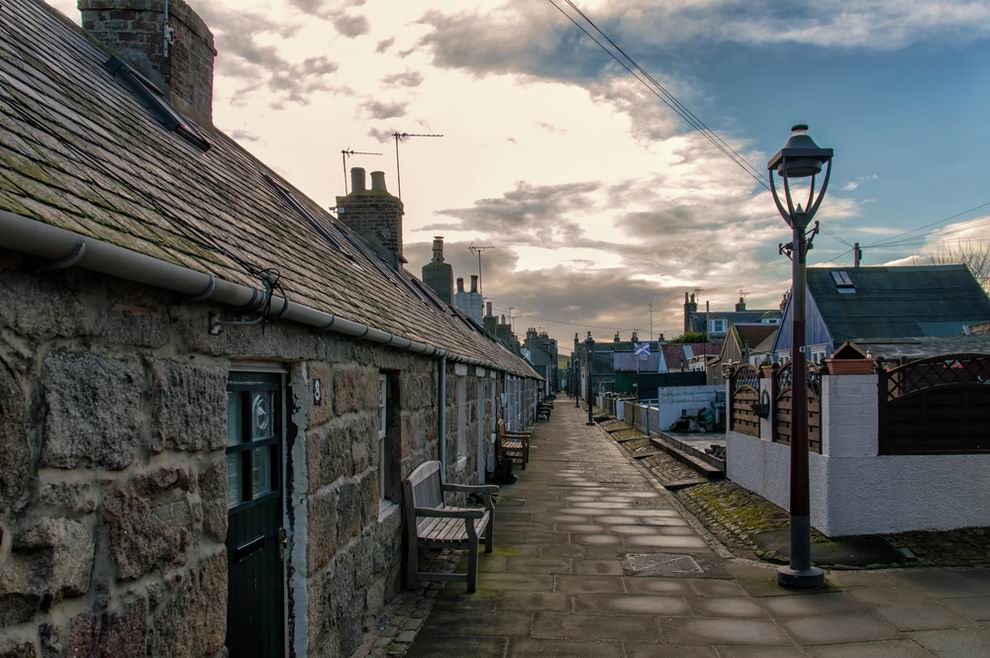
[402,461,498,593]
[496,418,530,469]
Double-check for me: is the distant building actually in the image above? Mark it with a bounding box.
[773,265,990,362]
[524,328,559,395]
[683,292,781,338]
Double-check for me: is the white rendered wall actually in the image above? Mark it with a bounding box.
[727,373,990,536]
[657,384,721,431]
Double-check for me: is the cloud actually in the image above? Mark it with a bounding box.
[842,181,859,191]
[361,100,407,119]
[334,13,370,37]
[382,71,425,87]
[429,181,601,246]
[367,127,396,143]
[196,6,341,107]
[376,37,396,53]
[228,128,261,143]
[535,121,565,135]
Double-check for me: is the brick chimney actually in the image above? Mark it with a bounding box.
[336,168,405,268]
[80,0,216,124]
[735,296,746,312]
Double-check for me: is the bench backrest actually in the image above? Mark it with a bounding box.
[404,460,444,510]
[495,418,506,440]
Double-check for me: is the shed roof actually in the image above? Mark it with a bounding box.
[0,0,539,378]
[806,265,990,343]
[734,323,778,349]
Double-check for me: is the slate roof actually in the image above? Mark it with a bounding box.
[806,265,990,343]
[0,0,539,378]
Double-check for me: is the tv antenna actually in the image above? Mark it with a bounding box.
[738,289,750,300]
[341,148,382,195]
[507,306,521,332]
[468,243,496,297]
[392,131,444,199]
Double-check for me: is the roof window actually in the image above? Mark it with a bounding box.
[105,57,211,151]
[831,270,856,293]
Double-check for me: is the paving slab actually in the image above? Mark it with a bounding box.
[531,612,661,641]
[508,638,625,657]
[779,612,903,645]
[908,628,990,657]
[875,603,975,631]
[805,639,935,658]
[661,617,794,645]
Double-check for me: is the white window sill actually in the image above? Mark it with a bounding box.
[454,456,468,473]
[378,499,400,522]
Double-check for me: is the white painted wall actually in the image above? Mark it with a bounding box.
[726,373,990,536]
[657,384,721,432]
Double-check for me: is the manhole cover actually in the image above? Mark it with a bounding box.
[623,553,703,576]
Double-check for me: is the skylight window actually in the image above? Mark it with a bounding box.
[105,57,211,151]
[831,270,856,293]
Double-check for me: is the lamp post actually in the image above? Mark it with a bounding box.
[768,124,833,589]
[574,333,580,407]
[585,332,595,425]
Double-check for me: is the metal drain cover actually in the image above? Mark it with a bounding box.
[623,553,703,576]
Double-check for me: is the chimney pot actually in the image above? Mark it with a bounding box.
[456,277,465,293]
[350,167,366,194]
[485,302,493,316]
[431,236,444,262]
[370,170,388,193]
[470,275,478,293]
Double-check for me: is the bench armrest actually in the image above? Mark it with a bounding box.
[414,506,484,520]
[443,483,499,495]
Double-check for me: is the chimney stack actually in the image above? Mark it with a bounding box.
[80,0,217,124]
[735,296,746,312]
[422,236,453,303]
[336,167,405,268]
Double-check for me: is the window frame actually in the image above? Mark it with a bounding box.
[226,373,282,512]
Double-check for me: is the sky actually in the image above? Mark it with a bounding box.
[50,0,990,352]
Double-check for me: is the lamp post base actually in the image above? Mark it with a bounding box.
[777,565,825,589]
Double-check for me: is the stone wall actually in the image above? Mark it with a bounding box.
[0,252,519,657]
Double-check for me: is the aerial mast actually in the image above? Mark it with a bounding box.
[468,243,496,297]
[392,132,444,199]
[340,148,382,196]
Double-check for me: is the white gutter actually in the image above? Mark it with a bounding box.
[0,210,537,376]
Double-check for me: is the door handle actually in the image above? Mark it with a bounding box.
[278,527,288,561]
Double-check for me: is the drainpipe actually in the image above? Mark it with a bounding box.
[437,355,447,468]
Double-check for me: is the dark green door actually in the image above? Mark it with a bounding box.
[225,372,285,658]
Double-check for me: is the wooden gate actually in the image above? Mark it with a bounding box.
[773,363,822,453]
[730,365,760,437]
[879,354,990,454]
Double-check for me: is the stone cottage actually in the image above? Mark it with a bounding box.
[0,1,542,657]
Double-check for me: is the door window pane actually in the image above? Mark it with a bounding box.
[227,392,242,445]
[252,446,272,498]
[251,391,274,440]
[227,453,242,508]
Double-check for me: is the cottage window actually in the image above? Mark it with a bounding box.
[456,374,468,470]
[378,372,400,511]
[709,319,728,334]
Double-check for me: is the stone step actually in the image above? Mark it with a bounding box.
[649,434,724,480]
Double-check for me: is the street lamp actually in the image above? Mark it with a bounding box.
[585,332,595,425]
[574,333,580,407]
[768,124,833,589]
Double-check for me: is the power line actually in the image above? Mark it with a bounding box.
[560,0,766,185]
[546,0,769,191]
[862,200,990,249]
